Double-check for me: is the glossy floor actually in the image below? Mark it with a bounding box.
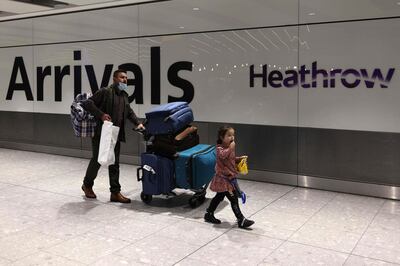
[0,148,399,265]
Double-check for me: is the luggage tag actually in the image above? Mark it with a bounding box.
[143,165,156,174]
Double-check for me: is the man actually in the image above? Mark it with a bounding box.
[81,69,145,203]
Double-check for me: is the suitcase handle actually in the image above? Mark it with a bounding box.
[162,106,190,122]
[137,167,143,182]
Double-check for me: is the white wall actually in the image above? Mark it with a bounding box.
[1,0,400,132]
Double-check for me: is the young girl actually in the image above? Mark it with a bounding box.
[204,125,255,228]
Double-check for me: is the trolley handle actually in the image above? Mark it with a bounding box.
[137,167,143,182]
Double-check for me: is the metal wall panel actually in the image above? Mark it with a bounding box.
[298,127,400,186]
[0,111,34,142]
[33,113,81,148]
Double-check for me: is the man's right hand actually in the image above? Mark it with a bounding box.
[101,114,112,122]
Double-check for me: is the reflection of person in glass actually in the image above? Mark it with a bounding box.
[204,125,254,228]
[81,69,145,203]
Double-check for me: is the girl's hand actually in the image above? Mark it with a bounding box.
[229,141,236,149]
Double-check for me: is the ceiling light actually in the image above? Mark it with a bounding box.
[0,11,16,17]
[13,0,71,8]
[193,7,200,11]
[54,4,68,9]
[308,12,316,16]
[179,26,185,29]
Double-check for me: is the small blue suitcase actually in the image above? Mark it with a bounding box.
[145,102,194,135]
[175,144,216,190]
[137,153,175,196]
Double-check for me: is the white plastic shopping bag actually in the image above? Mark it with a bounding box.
[98,120,120,166]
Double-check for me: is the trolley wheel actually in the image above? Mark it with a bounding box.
[140,192,152,204]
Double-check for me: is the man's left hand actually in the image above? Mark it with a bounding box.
[136,124,145,130]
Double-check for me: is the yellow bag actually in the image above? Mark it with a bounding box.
[236,157,248,175]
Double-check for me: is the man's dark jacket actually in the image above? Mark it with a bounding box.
[83,84,140,142]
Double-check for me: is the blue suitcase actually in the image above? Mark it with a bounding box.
[175,144,216,190]
[145,102,194,135]
[137,153,175,198]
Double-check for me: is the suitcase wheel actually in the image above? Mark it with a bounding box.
[188,194,206,208]
[140,192,152,204]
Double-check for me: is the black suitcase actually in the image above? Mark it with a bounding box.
[150,126,200,158]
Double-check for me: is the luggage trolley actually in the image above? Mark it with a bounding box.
[135,102,216,208]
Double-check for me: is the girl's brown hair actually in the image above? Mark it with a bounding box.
[217,125,233,144]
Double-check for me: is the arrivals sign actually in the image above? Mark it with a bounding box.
[5,46,395,104]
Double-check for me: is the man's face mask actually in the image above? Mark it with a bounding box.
[118,82,128,91]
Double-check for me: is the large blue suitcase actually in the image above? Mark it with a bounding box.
[145,102,194,135]
[175,144,216,190]
[137,153,175,195]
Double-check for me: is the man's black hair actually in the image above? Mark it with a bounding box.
[113,69,127,78]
